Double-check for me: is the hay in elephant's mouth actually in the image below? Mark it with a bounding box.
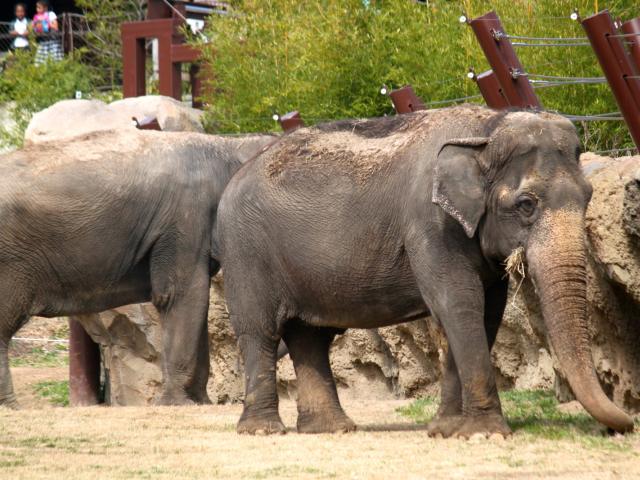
[505,246,526,279]
[505,246,527,312]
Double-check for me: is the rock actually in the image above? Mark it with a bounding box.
[75,304,163,406]
[623,170,640,239]
[24,95,203,145]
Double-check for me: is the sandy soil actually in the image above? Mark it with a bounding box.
[1,372,640,480]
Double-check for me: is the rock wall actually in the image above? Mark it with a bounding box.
[79,153,640,411]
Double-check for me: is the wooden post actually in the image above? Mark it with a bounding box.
[621,17,640,74]
[121,25,147,98]
[468,11,540,108]
[68,318,101,406]
[279,111,304,132]
[475,70,510,109]
[582,10,640,150]
[389,85,426,113]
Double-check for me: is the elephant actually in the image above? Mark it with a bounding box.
[215,104,634,437]
[0,128,275,408]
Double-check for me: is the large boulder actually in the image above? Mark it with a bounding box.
[82,153,640,411]
[76,276,241,406]
[24,95,203,145]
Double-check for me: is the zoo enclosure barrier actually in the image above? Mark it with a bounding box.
[464,9,640,152]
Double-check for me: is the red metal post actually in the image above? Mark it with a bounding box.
[279,111,304,132]
[121,17,203,107]
[158,29,182,100]
[582,10,640,150]
[121,26,147,98]
[389,85,426,113]
[469,11,541,108]
[621,18,640,74]
[475,70,510,109]
[69,319,101,406]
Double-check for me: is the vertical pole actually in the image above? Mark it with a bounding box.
[279,111,304,132]
[621,18,640,74]
[389,85,426,113]
[475,70,510,109]
[190,64,203,109]
[582,10,640,150]
[121,27,146,98]
[158,31,182,100]
[468,11,540,108]
[69,318,101,406]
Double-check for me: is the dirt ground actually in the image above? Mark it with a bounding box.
[1,365,639,480]
[4,319,640,479]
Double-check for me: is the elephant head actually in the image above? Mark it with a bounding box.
[432,110,634,433]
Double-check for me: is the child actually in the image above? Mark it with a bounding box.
[33,0,63,64]
[10,3,29,51]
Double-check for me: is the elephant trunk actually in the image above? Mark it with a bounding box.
[526,210,634,433]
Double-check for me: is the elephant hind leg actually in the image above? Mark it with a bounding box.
[235,331,285,435]
[283,320,355,434]
[0,306,30,409]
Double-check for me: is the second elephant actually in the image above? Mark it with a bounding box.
[216,105,634,437]
[0,129,274,408]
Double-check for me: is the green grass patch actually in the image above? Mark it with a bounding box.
[10,345,68,368]
[17,435,90,451]
[33,380,69,407]
[397,389,639,450]
[0,458,26,468]
[250,465,336,479]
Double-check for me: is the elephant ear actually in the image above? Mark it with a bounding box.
[432,137,490,238]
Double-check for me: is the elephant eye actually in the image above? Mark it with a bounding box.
[516,195,537,217]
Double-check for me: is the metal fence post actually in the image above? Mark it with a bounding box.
[582,10,640,150]
[389,85,426,113]
[468,11,541,108]
[69,318,101,406]
[279,111,305,132]
[474,70,510,109]
[621,17,640,74]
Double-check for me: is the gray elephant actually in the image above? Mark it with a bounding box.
[216,105,634,437]
[0,129,274,408]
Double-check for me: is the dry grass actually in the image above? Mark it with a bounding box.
[3,322,640,478]
[2,374,640,479]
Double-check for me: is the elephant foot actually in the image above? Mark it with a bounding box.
[0,393,20,410]
[427,414,465,438]
[430,413,511,439]
[297,409,357,434]
[237,412,286,435]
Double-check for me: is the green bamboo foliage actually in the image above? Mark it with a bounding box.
[200,0,639,151]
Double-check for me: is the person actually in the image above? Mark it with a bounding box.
[9,3,29,51]
[33,0,63,64]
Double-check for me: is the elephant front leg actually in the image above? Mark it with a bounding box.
[410,245,510,438]
[428,278,509,437]
[284,321,355,434]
